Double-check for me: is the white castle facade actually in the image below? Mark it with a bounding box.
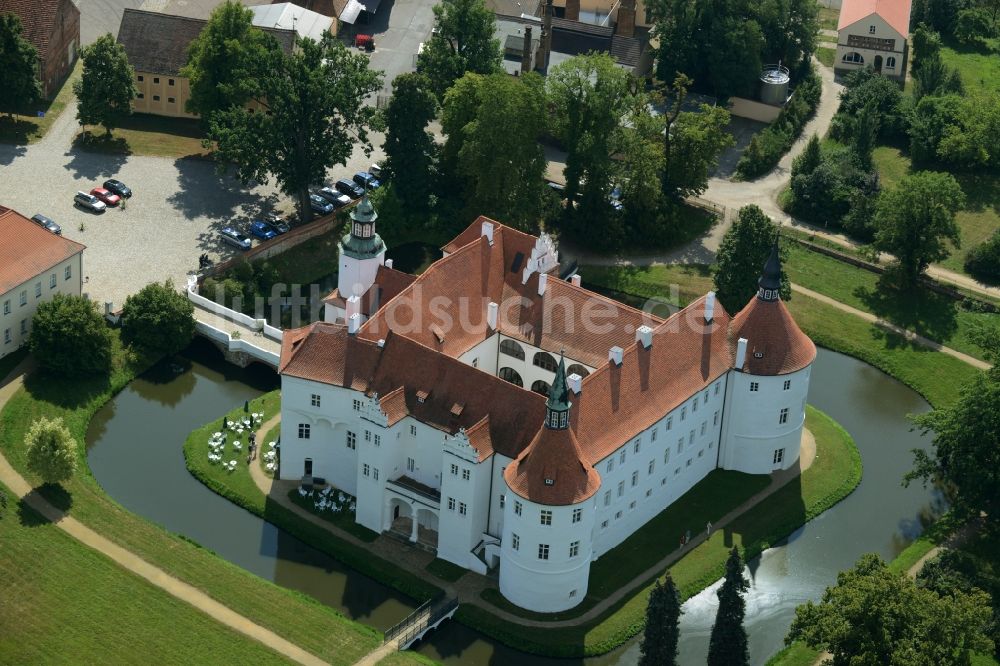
[278,204,816,613]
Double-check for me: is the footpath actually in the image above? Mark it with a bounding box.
[0,363,328,666]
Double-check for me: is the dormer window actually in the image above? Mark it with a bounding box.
[544,478,554,486]
[754,351,764,359]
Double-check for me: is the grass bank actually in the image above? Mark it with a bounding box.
[0,482,292,664]
[181,393,440,603]
[0,335,386,665]
[0,60,80,145]
[74,113,211,159]
[582,264,979,407]
[461,406,860,657]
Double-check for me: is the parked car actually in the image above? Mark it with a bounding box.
[353,171,381,190]
[90,187,121,207]
[30,213,62,235]
[547,181,566,197]
[309,194,335,215]
[265,214,290,234]
[335,178,365,199]
[317,187,352,208]
[74,191,106,213]
[609,184,623,211]
[102,179,132,198]
[219,227,252,250]
[249,220,278,241]
[369,163,383,179]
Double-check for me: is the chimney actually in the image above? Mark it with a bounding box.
[348,313,361,335]
[705,291,716,323]
[377,338,385,348]
[609,346,624,365]
[565,0,580,21]
[536,0,553,72]
[616,0,636,37]
[521,26,533,74]
[538,273,548,296]
[735,337,748,370]
[570,274,582,287]
[346,294,361,319]
[487,301,499,330]
[636,325,653,349]
[568,372,583,394]
[384,258,394,269]
[481,220,494,245]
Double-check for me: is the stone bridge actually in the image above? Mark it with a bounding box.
[186,277,282,369]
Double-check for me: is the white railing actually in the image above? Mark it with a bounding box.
[186,281,284,344]
[194,321,281,367]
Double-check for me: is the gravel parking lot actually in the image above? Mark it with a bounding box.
[1,101,387,310]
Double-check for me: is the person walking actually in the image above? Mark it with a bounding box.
[248,431,257,461]
[706,520,713,536]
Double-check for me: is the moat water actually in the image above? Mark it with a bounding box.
[87,339,939,665]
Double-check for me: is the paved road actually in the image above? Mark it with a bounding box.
[355,0,438,96]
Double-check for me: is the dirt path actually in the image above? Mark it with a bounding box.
[0,365,329,666]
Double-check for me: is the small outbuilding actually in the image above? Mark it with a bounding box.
[835,0,911,82]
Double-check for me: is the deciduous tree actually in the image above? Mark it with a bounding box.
[382,73,438,212]
[73,34,137,134]
[708,546,750,666]
[873,171,965,285]
[713,205,789,312]
[640,573,682,666]
[417,0,501,100]
[181,0,280,120]
[788,553,994,664]
[0,13,42,117]
[666,103,734,198]
[121,280,196,356]
[25,417,78,485]
[209,36,381,222]
[30,294,112,377]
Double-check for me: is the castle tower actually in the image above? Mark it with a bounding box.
[337,195,386,300]
[499,355,601,612]
[720,240,816,475]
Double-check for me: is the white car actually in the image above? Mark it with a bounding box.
[74,191,106,213]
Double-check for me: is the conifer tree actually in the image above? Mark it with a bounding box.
[639,573,682,666]
[708,546,750,666]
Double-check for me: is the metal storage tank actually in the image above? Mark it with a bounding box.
[760,64,790,106]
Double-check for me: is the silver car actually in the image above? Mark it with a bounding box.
[74,191,106,213]
[219,226,252,251]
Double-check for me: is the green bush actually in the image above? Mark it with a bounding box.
[735,71,821,179]
[964,231,1000,285]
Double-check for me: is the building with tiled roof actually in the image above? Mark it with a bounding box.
[278,205,815,613]
[0,206,86,360]
[835,0,911,82]
[0,0,80,98]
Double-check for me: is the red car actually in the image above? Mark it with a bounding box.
[90,187,121,207]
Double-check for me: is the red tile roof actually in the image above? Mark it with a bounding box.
[504,424,601,505]
[323,264,416,316]
[0,0,79,60]
[0,206,85,295]
[838,0,912,37]
[729,297,816,376]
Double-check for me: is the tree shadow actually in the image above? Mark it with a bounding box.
[167,156,272,222]
[17,483,74,527]
[23,367,112,412]
[64,132,130,180]
[855,273,959,346]
[952,171,1000,217]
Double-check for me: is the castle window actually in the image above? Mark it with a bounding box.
[34,282,41,298]
[514,501,522,516]
[607,459,614,473]
[459,502,467,515]
[714,411,719,425]
[633,439,641,453]
[298,423,310,439]
[137,75,143,82]
[310,393,320,407]
[451,464,458,475]
[569,541,580,558]
[774,448,785,464]
[664,448,670,463]
[533,352,558,372]
[646,488,652,497]
[617,481,624,497]
[354,224,362,235]
[689,430,695,444]
[681,406,686,420]
[560,412,567,428]
[631,471,638,487]
[448,497,455,510]
[374,434,381,447]
[533,380,551,397]
[615,510,622,519]
[715,382,720,395]
[784,380,791,390]
[842,51,864,64]
[686,459,692,467]
[50,274,56,288]
[704,390,709,403]
[549,412,559,428]
[462,468,470,480]
[601,520,608,529]
[407,457,415,472]
[499,339,525,360]
[544,478,553,486]
[572,508,582,523]
[168,78,174,86]
[869,24,876,33]
[567,363,589,378]
[363,224,371,236]
[692,396,698,411]
[604,491,611,506]
[569,589,577,598]
[667,417,673,430]
[629,501,636,510]
[153,95,160,101]
[167,97,175,104]
[538,544,550,560]
[648,460,655,475]
[677,438,683,454]
[749,382,759,392]
[512,533,520,550]
[363,464,370,477]
[498,367,523,387]
[365,430,371,442]
[619,450,626,464]
[410,424,417,436]
[651,428,657,442]
[701,422,707,435]
[779,408,789,424]
[373,468,379,481]
[500,494,505,508]
[64,265,71,281]
[540,509,552,525]
[886,56,896,68]
[353,399,361,411]
[346,431,356,449]
[153,77,159,84]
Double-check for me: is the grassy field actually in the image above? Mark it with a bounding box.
[461,406,860,657]
[583,264,979,408]
[817,5,838,31]
[426,558,468,583]
[0,61,81,145]
[784,242,1000,361]
[766,642,822,666]
[74,113,211,159]
[0,335,388,665]
[816,46,836,68]
[0,483,293,664]
[873,147,1000,278]
[940,42,1000,96]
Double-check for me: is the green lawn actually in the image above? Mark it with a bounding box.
[462,406,861,657]
[426,558,469,583]
[75,113,211,159]
[873,147,1000,278]
[817,5,838,31]
[784,242,1000,361]
[0,335,385,665]
[583,264,980,408]
[940,43,1000,97]
[765,642,823,666]
[0,483,293,664]
[0,60,81,145]
[816,46,836,68]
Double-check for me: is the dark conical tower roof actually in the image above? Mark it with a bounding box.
[547,353,571,417]
[757,238,782,302]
